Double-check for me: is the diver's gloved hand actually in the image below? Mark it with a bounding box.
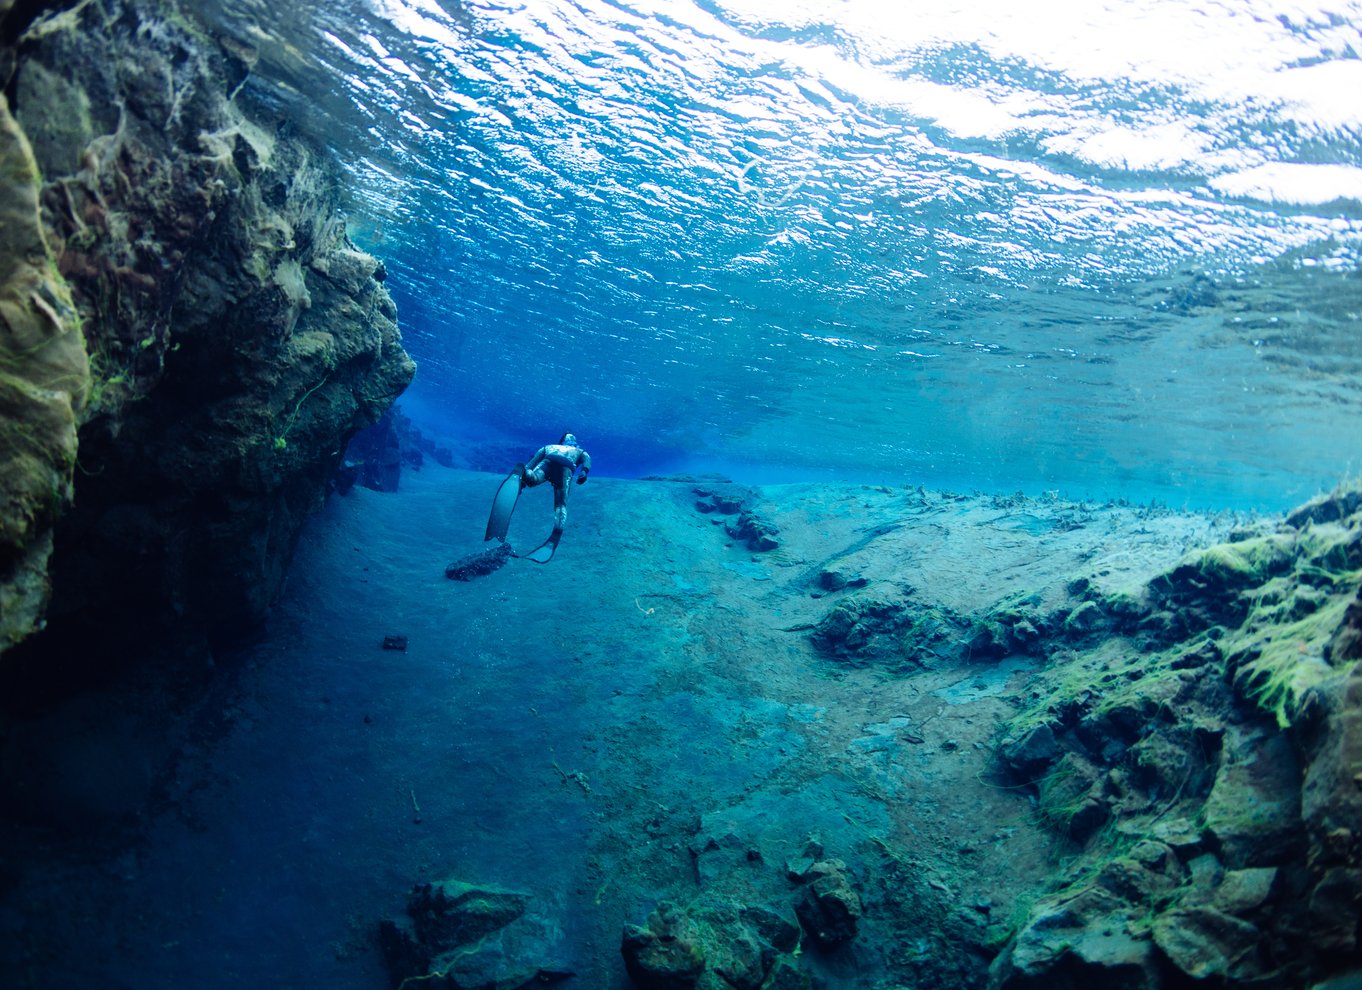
[576,469,588,485]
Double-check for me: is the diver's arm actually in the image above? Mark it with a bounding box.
[526,447,547,471]
[576,449,592,483]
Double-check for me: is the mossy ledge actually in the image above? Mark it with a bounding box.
[990,482,1362,990]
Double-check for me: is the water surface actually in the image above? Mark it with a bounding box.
[203,0,1362,508]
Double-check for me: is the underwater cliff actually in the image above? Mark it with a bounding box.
[0,0,414,668]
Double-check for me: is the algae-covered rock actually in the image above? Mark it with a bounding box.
[1092,841,1185,904]
[968,603,1047,659]
[740,904,801,955]
[1208,867,1277,917]
[2,0,415,664]
[1063,600,1107,638]
[757,956,811,990]
[1299,660,1362,957]
[1286,488,1362,528]
[1306,866,1362,955]
[998,722,1062,779]
[0,93,89,654]
[1036,751,1109,843]
[621,902,707,990]
[1148,532,1297,636]
[982,488,1362,989]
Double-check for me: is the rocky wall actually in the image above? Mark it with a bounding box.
[988,485,1362,989]
[0,0,414,673]
[0,90,89,656]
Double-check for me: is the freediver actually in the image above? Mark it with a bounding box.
[484,432,592,562]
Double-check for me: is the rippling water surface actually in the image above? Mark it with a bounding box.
[200,0,1362,508]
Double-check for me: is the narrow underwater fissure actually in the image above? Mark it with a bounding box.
[2,0,1362,988]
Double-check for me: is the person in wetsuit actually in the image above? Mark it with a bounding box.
[520,432,591,554]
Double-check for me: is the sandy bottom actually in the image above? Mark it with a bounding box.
[0,464,1243,989]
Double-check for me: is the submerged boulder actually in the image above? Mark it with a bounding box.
[1300,660,1362,957]
[726,510,781,552]
[693,485,750,515]
[1202,724,1303,869]
[379,879,570,990]
[810,595,972,668]
[991,886,1159,990]
[621,897,814,990]
[620,903,707,990]
[792,859,862,948]
[998,722,1062,780]
[1150,907,1263,983]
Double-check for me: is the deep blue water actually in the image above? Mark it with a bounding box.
[203,0,1362,509]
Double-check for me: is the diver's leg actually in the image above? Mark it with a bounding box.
[552,478,568,531]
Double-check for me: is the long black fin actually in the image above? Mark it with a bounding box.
[517,528,562,563]
[485,465,524,542]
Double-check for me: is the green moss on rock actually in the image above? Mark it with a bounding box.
[0,94,89,655]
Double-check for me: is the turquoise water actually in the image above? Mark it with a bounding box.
[204,0,1361,508]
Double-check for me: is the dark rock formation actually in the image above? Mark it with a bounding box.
[445,543,513,581]
[810,595,971,668]
[693,485,750,516]
[814,561,868,593]
[727,509,780,552]
[335,405,441,494]
[792,858,862,948]
[379,878,571,989]
[692,485,780,551]
[968,602,1047,658]
[393,406,454,468]
[0,0,415,671]
[991,884,1162,990]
